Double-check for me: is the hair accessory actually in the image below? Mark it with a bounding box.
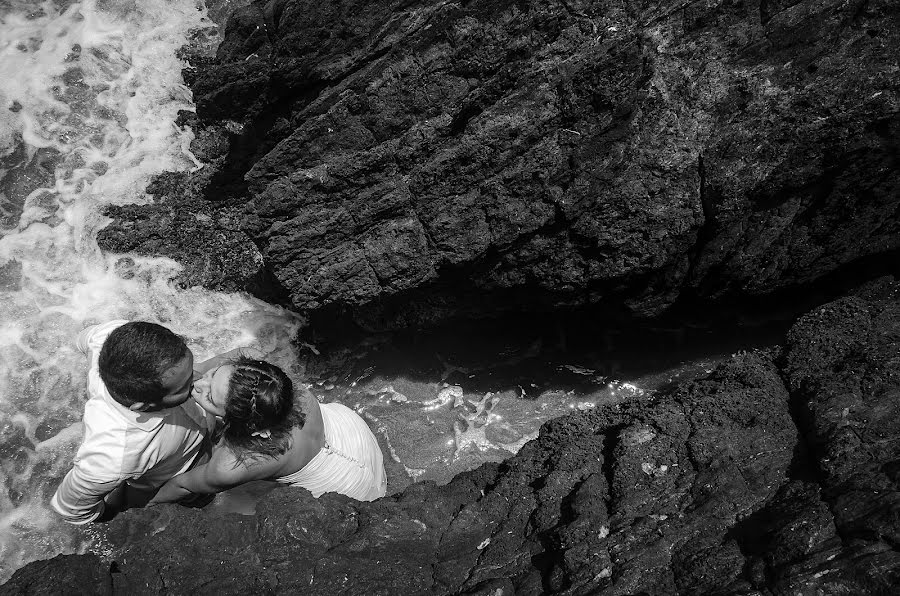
[250,429,272,439]
[248,373,261,421]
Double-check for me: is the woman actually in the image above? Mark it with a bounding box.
[150,353,386,504]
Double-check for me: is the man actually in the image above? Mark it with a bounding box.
[51,320,214,524]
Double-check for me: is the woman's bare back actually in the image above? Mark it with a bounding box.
[208,390,325,483]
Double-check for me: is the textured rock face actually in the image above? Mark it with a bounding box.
[777,278,900,592]
[0,555,112,596]
[7,278,900,594]
[101,0,900,332]
[96,171,268,293]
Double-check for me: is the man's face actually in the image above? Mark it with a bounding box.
[153,349,195,410]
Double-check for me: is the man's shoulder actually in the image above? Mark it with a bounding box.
[83,395,121,419]
[73,400,131,475]
[81,398,130,437]
[77,319,129,354]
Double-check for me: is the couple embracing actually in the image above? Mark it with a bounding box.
[52,320,386,524]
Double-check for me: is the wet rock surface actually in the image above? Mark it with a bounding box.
[96,171,268,294]
[98,0,900,335]
[6,278,899,594]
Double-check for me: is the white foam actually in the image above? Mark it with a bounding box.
[0,0,302,582]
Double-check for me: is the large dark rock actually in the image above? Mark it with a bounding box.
[0,554,113,595]
[777,277,900,592]
[99,0,900,334]
[6,279,900,593]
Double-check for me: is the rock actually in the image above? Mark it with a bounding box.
[7,281,900,592]
[99,0,900,335]
[0,554,112,595]
[782,276,900,579]
[95,171,269,294]
[0,259,22,292]
[0,145,59,231]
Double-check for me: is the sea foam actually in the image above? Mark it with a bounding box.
[0,0,300,581]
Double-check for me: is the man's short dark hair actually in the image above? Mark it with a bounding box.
[98,322,189,406]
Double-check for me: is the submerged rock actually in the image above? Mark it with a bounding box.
[99,0,900,335]
[7,279,899,594]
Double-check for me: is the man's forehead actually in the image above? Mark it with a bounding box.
[160,351,194,382]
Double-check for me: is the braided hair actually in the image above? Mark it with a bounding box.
[220,356,306,464]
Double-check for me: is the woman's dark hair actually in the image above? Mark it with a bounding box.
[98,322,189,406]
[220,356,305,464]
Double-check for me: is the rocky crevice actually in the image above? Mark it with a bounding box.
[14,0,900,592]
[6,279,900,593]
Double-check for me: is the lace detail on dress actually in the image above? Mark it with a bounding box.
[322,439,366,468]
[274,402,386,501]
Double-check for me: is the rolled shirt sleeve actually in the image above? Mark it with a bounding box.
[52,398,132,524]
[50,462,122,524]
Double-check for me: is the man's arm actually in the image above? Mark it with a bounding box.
[51,462,125,524]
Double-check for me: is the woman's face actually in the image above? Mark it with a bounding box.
[191,364,233,417]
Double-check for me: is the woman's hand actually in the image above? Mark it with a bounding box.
[194,346,266,374]
[150,451,251,506]
[217,346,265,360]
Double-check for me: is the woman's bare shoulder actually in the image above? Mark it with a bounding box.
[298,385,322,415]
[297,386,324,432]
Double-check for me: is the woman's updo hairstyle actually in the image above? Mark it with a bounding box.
[221,356,305,462]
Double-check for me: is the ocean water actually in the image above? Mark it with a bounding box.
[0,0,304,581]
[0,0,780,583]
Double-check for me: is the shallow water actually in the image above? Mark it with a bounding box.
[0,0,786,583]
[206,315,785,518]
[311,317,783,492]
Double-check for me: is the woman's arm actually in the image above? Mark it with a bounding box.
[149,448,278,506]
[194,347,264,375]
[149,465,227,505]
[149,456,247,505]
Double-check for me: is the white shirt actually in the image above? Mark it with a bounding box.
[51,320,213,524]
